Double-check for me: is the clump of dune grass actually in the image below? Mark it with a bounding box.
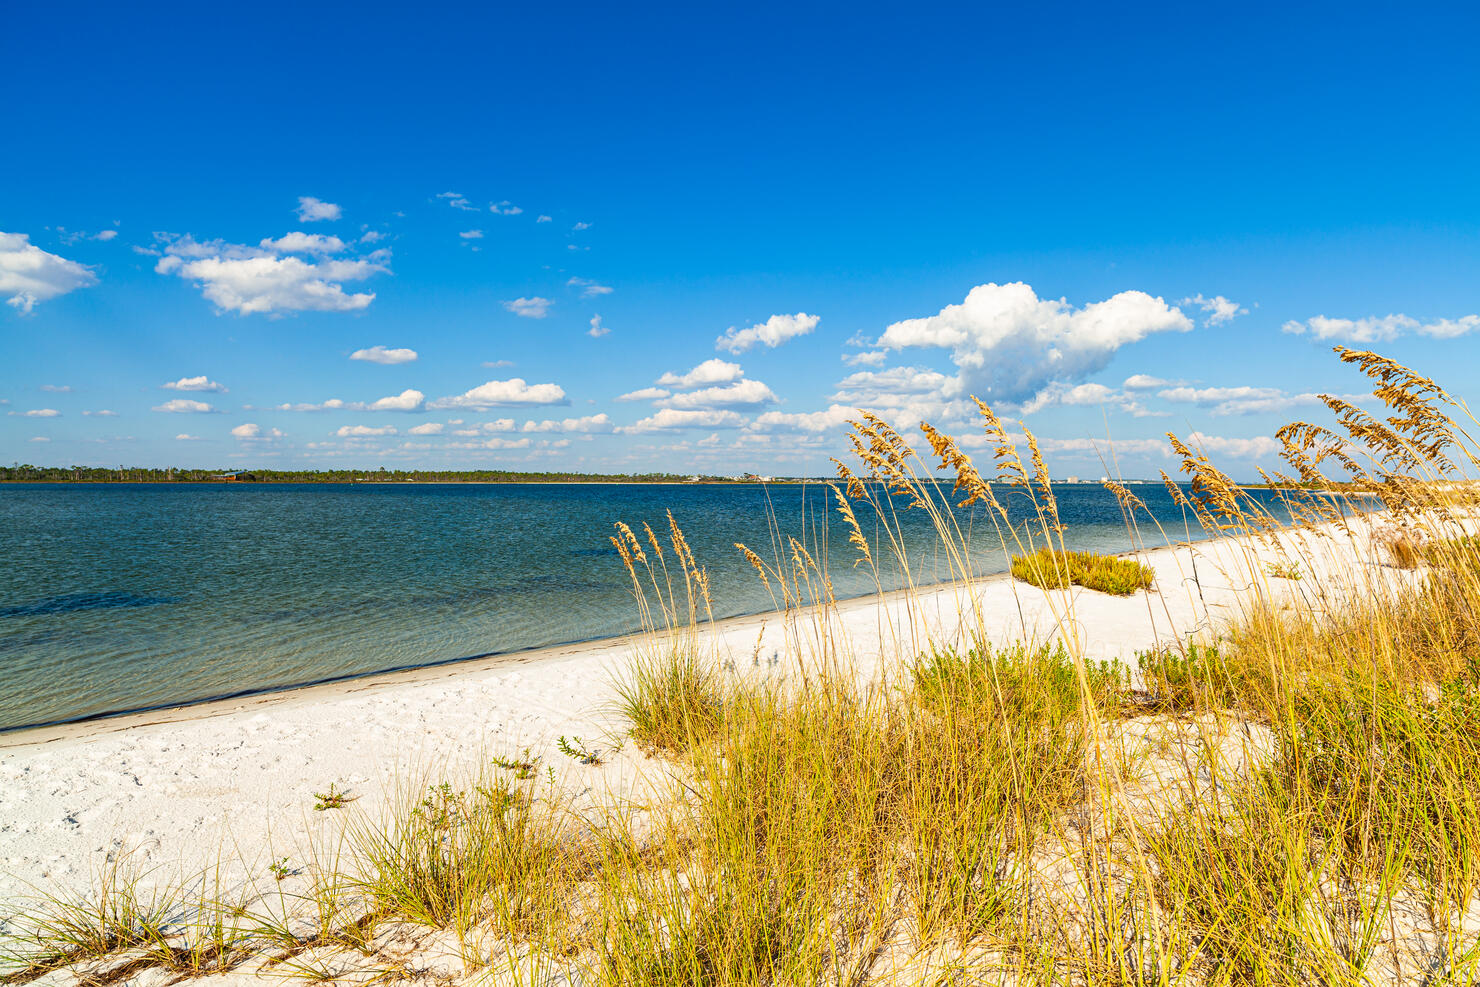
[1010,546,1155,595]
[612,646,726,755]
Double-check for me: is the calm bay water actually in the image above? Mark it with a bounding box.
[0,481,1287,731]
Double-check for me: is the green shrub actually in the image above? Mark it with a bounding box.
[1010,547,1154,596]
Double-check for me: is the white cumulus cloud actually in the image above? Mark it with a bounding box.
[408,422,445,435]
[429,378,569,409]
[162,375,227,393]
[618,409,746,433]
[873,282,1192,403]
[657,359,744,389]
[231,423,285,439]
[750,404,856,434]
[350,345,418,365]
[521,413,612,433]
[296,197,342,222]
[503,297,551,318]
[152,399,219,414]
[616,386,671,402]
[0,232,97,313]
[12,408,61,418]
[716,312,819,353]
[260,232,347,254]
[657,379,778,410]
[490,201,523,215]
[154,234,387,315]
[336,424,397,437]
[587,314,610,338]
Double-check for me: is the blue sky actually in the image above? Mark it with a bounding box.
[4,1,1479,478]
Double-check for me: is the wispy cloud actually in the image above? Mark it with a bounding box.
[489,201,523,215]
[436,191,479,212]
[567,277,613,297]
[1282,312,1480,343]
[503,296,551,318]
[1182,293,1247,326]
[350,345,418,365]
[296,197,342,222]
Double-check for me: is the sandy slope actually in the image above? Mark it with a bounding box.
[0,512,1404,913]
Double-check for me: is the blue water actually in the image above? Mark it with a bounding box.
[0,482,1284,731]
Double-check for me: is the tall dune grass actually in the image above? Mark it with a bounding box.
[6,345,1480,985]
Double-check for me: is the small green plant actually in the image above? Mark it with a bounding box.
[556,735,602,765]
[1009,547,1154,595]
[312,783,357,811]
[1138,643,1241,711]
[1266,559,1303,580]
[268,858,292,882]
[491,749,538,780]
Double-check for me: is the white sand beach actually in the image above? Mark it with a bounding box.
[0,510,1410,916]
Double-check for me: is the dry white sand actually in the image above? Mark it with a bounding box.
[0,512,1408,913]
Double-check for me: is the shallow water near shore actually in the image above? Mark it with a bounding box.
[0,481,1299,731]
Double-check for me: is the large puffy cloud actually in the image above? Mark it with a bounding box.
[350,345,418,365]
[657,359,743,389]
[716,312,819,353]
[873,282,1192,403]
[0,232,97,313]
[658,379,778,410]
[618,409,746,433]
[154,234,387,314]
[429,378,569,409]
[162,375,227,392]
[1281,312,1480,343]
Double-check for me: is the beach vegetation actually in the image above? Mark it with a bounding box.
[7,346,1480,984]
[311,784,357,811]
[1009,546,1155,595]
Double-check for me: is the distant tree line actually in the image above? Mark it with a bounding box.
[0,465,749,484]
